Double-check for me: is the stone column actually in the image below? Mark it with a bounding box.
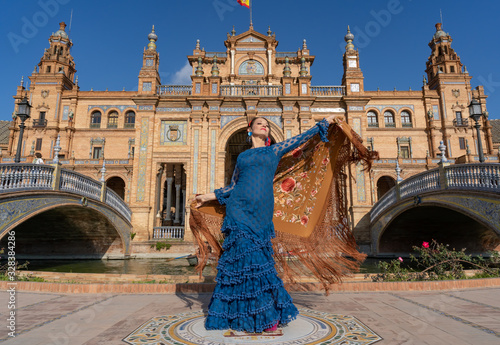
[181,189,186,225]
[165,177,173,222]
[174,184,181,224]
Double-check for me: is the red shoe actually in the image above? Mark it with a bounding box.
[264,321,278,332]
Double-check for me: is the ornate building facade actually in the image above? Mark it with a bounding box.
[3,22,496,253]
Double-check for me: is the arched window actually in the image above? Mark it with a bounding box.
[401,111,412,127]
[90,111,101,128]
[125,111,135,128]
[384,111,395,127]
[107,111,119,128]
[367,111,379,127]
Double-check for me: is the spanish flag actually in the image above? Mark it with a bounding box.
[238,0,250,8]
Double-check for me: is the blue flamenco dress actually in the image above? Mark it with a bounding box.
[205,119,330,333]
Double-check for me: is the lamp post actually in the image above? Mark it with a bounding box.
[468,98,485,163]
[14,96,32,163]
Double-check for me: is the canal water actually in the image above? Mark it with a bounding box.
[10,257,387,275]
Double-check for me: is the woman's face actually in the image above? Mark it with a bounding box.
[249,118,270,137]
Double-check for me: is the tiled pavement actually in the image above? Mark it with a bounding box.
[0,288,499,344]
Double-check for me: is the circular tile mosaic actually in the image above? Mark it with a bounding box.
[123,308,382,345]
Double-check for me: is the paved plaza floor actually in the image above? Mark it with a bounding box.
[0,287,499,344]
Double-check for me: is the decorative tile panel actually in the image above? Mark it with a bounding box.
[312,108,346,113]
[142,82,152,92]
[54,93,60,119]
[352,118,362,136]
[88,105,137,112]
[138,105,153,111]
[160,121,187,146]
[300,106,310,111]
[192,106,202,111]
[193,129,199,194]
[195,83,201,94]
[356,163,366,202]
[349,106,364,111]
[432,105,440,120]
[209,106,219,111]
[284,106,293,111]
[286,129,292,139]
[285,83,291,94]
[136,118,149,201]
[220,115,241,128]
[62,105,69,120]
[210,129,216,192]
[257,108,282,112]
[211,83,217,94]
[370,104,414,112]
[156,107,190,112]
[221,107,245,112]
[260,115,282,128]
[238,60,265,75]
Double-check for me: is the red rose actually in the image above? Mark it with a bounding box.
[322,157,330,165]
[301,215,309,225]
[311,189,318,197]
[422,241,430,248]
[292,148,303,158]
[280,177,296,192]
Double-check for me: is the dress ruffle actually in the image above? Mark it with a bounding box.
[205,217,299,333]
[214,188,229,205]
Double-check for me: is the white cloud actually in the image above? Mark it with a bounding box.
[169,61,192,85]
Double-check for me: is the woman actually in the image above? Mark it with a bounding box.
[195,115,336,333]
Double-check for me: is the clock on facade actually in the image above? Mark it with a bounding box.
[348,59,357,68]
[350,83,360,92]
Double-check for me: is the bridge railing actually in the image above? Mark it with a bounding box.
[0,163,132,222]
[105,188,132,221]
[371,163,500,222]
[0,164,54,191]
[60,169,102,201]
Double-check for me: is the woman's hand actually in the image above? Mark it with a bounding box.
[325,115,337,124]
[192,193,216,208]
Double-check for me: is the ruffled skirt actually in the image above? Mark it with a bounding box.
[205,221,299,333]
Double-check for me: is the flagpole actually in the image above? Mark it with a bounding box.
[250,0,253,28]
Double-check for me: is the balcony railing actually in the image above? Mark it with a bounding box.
[368,122,379,128]
[402,122,413,128]
[453,118,469,127]
[157,85,192,96]
[276,52,298,58]
[205,52,227,58]
[32,119,47,127]
[310,86,345,96]
[124,123,135,129]
[153,226,185,239]
[385,122,396,128]
[90,123,101,129]
[220,85,282,97]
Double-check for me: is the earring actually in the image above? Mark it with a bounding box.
[248,131,252,136]
[247,131,252,143]
[265,137,271,146]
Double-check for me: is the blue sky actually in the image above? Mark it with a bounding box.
[1,0,499,121]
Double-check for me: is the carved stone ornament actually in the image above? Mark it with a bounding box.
[452,89,460,98]
[168,125,180,141]
[41,90,49,98]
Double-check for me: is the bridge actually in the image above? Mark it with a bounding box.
[0,163,132,259]
[370,163,500,256]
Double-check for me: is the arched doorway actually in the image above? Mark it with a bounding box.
[378,206,500,255]
[106,176,125,199]
[377,176,396,200]
[224,129,276,184]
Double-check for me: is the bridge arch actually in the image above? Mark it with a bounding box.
[371,191,500,255]
[0,191,131,259]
